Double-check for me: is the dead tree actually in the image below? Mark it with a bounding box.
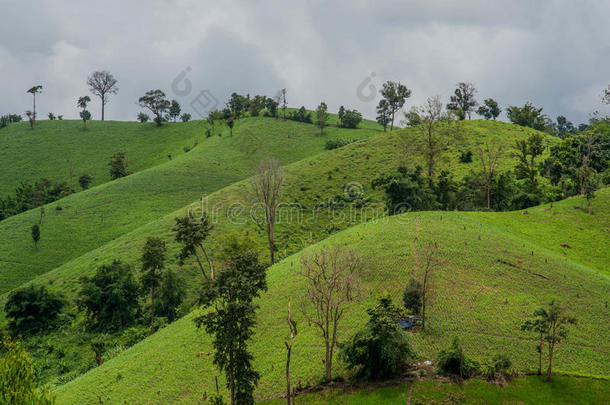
[250,159,284,264]
[300,246,362,383]
[285,298,298,405]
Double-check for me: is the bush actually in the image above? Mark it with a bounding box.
[459,150,473,163]
[78,173,93,190]
[109,152,130,180]
[340,109,363,129]
[402,279,422,314]
[325,138,352,150]
[340,295,415,380]
[180,113,191,122]
[77,260,141,331]
[137,112,150,123]
[437,337,480,379]
[288,106,312,123]
[486,353,512,380]
[4,285,64,336]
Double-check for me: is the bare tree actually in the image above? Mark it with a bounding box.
[285,298,297,405]
[406,96,462,177]
[478,141,503,209]
[250,159,284,264]
[87,71,119,121]
[300,246,362,383]
[412,238,442,330]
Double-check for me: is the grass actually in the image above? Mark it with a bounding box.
[0,120,203,195]
[260,375,610,404]
[53,192,609,404]
[0,117,380,294]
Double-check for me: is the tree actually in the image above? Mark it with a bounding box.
[4,285,64,336]
[137,112,150,123]
[26,85,42,127]
[407,96,462,177]
[513,133,544,187]
[506,103,548,131]
[521,308,547,375]
[248,95,266,117]
[376,99,391,132]
[602,85,610,104]
[522,301,576,380]
[168,99,181,122]
[0,337,55,405]
[181,113,191,122]
[340,295,415,380]
[412,239,442,330]
[77,260,141,331]
[265,96,278,118]
[141,237,167,334]
[173,214,215,280]
[77,95,92,130]
[138,89,171,126]
[48,112,55,120]
[447,82,478,120]
[285,299,298,405]
[478,141,504,209]
[78,173,93,190]
[340,109,363,129]
[402,278,422,314]
[250,159,283,265]
[228,93,248,118]
[280,88,287,120]
[227,118,234,137]
[337,105,345,127]
[87,70,118,121]
[380,81,411,131]
[195,250,267,405]
[300,246,362,383]
[109,152,130,180]
[477,98,501,120]
[315,101,329,135]
[156,269,186,322]
[31,224,40,248]
[578,130,600,214]
[556,116,576,138]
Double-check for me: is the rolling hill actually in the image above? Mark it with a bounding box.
[53,191,610,404]
[0,117,380,294]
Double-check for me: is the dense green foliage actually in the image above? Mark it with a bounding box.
[4,285,64,336]
[437,337,481,378]
[77,261,141,331]
[340,295,415,380]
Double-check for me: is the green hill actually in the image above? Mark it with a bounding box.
[0,120,204,195]
[53,191,610,404]
[0,117,379,294]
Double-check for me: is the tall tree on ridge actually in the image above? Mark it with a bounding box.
[26,85,42,127]
[447,82,478,120]
[380,81,412,131]
[87,71,119,121]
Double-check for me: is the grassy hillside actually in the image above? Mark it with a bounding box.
[261,376,610,405]
[0,117,379,294]
[0,120,204,195]
[54,192,609,404]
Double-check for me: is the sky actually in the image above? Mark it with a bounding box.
[1,0,609,124]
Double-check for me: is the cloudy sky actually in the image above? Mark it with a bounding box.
[1,0,609,124]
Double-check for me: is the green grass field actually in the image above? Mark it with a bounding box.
[53,191,609,404]
[261,376,610,405]
[0,120,204,195]
[0,117,380,294]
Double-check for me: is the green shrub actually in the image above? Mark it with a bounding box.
[340,295,415,380]
[4,285,64,336]
[436,337,480,379]
[402,278,422,315]
[325,138,352,150]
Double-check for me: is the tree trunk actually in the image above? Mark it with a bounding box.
[199,244,215,280]
[325,341,332,383]
[193,251,209,280]
[486,179,491,209]
[390,110,395,131]
[537,337,543,375]
[286,345,292,405]
[101,94,105,121]
[150,287,155,335]
[547,344,554,380]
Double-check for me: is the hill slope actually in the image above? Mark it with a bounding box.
[0,120,204,195]
[54,192,610,404]
[0,117,379,294]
